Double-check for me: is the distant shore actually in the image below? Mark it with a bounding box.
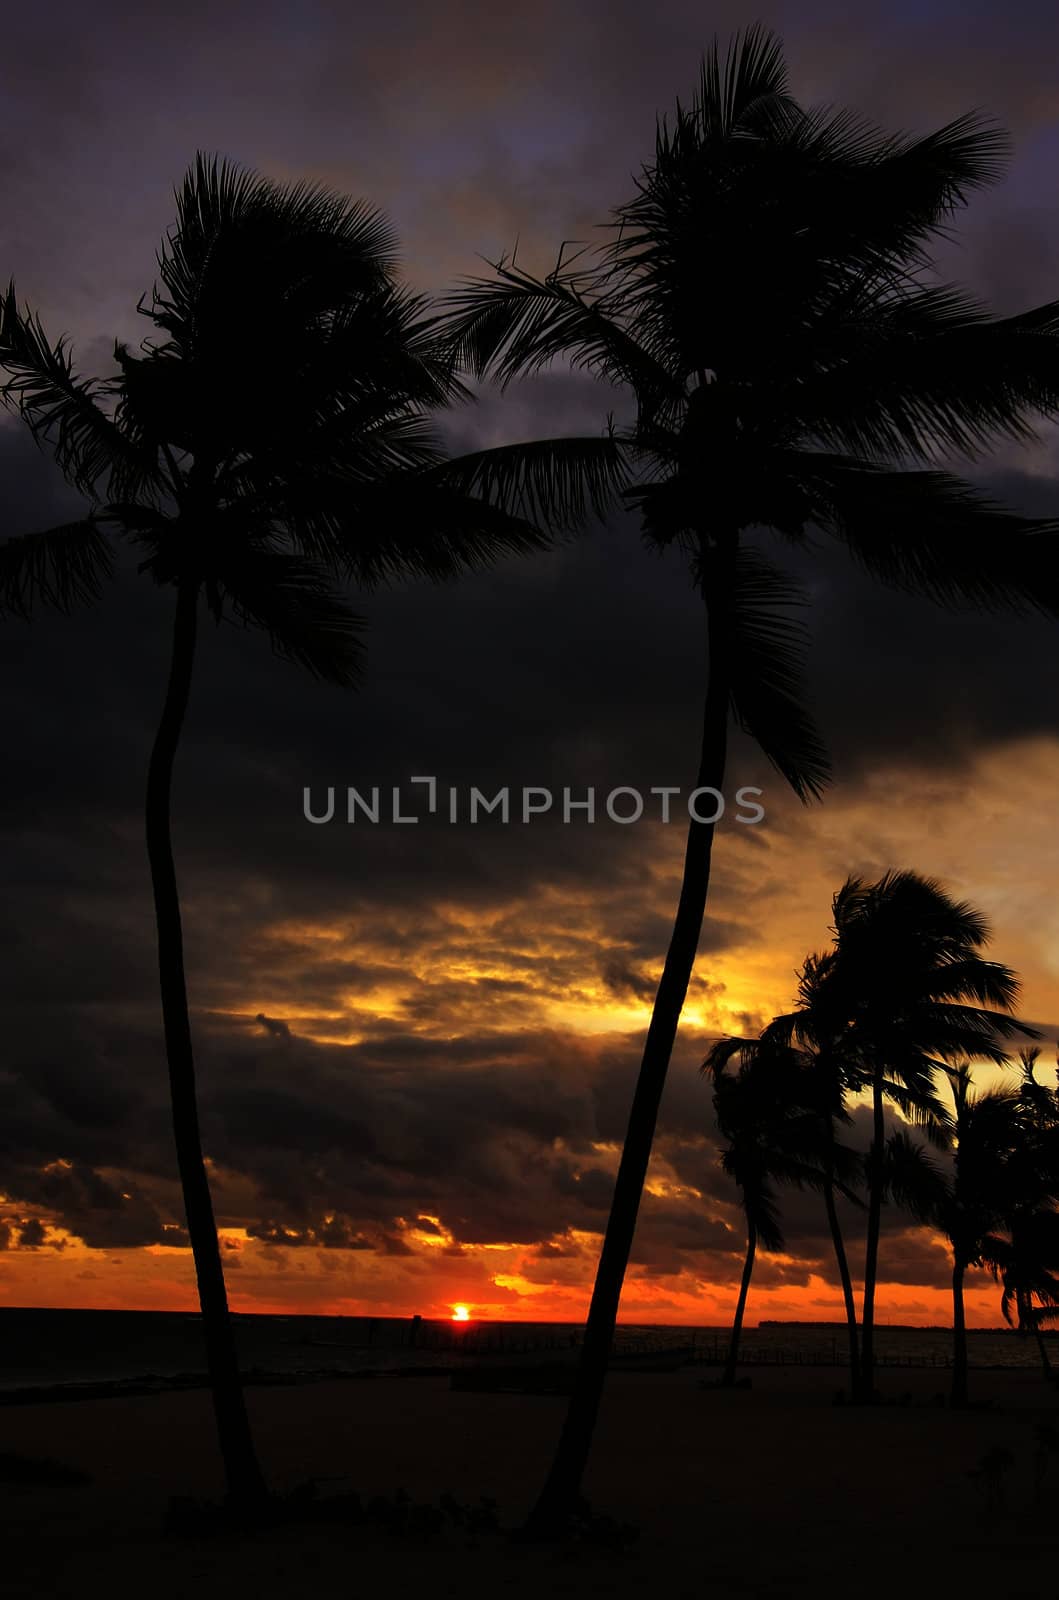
[1,1307,1054,1407]
[1,1326,1051,1409]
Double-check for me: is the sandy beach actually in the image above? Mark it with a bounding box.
[4,1364,1057,1598]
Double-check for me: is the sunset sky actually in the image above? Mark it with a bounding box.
[2,0,1059,1329]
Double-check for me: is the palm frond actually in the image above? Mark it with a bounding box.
[877,110,1009,209]
[750,1201,785,1256]
[218,548,365,686]
[0,517,114,618]
[288,472,550,588]
[702,1035,758,1078]
[781,111,1009,281]
[0,284,157,500]
[795,458,1059,616]
[882,1131,947,1222]
[146,153,397,362]
[879,1079,954,1147]
[723,546,832,801]
[609,71,1009,380]
[696,25,792,143]
[441,263,681,418]
[828,1139,867,1201]
[798,292,1059,463]
[432,435,630,534]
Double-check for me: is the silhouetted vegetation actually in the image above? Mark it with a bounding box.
[702,1031,861,1384]
[707,871,1059,1411]
[444,23,1059,1528]
[980,1050,1059,1377]
[0,160,621,1507]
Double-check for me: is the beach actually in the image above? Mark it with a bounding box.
[4,1364,1057,1598]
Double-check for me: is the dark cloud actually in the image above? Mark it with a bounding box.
[0,1153,184,1250]
[16,1218,51,1249]
[0,985,991,1295]
[246,1217,376,1250]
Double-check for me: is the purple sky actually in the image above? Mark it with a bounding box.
[7,0,1059,350]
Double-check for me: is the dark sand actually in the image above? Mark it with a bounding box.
[3,1365,1056,1598]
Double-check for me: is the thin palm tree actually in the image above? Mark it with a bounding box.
[769,938,955,1398]
[770,886,1031,1401]
[987,1213,1059,1379]
[763,951,867,1390]
[980,1049,1059,1383]
[0,157,623,1506]
[822,872,1032,1399]
[938,1065,1025,1405]
[443,28,1059,1523]
[702,1035,860,1384]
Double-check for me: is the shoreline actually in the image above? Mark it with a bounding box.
[1,1345,1047,1408]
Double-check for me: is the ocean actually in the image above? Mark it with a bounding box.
[0,1308,1052,1398]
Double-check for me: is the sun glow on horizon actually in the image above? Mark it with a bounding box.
[451,1304,471,1322]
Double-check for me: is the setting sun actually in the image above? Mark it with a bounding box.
[451,1305,471,1323]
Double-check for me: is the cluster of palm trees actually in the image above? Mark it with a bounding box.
[705,869,1059,1407]
[3,27,1059,1528]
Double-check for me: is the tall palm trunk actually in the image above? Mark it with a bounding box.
[951,1254,968,1408]
[1033,1328,1054,1379]
[858,1067,886,1401]
[823,1175,860,1392]
[525,554,732,1535]
[146,580,266,1506]
[1025,1298,1055,1382]
[723,1219,757,1386]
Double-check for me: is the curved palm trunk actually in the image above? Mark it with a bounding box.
[823,1177,860,1392]
[858,1068,886,1402]
[525,576,731,1536]
[146,580,266,1506]
[723,1220,757,1386]
[951,1255,968,1408]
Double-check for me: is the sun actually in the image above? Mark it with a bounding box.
[451,1304,471,1322]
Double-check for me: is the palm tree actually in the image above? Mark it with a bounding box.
[702,1035,859,1384]
[821,873,1032,1399]
[981,1049,1059,1382]
[989,1213,1059,1378]
[443,28,1059,1523]
[730,979,948,1396]
[763,952,867,1390]
[771,886,1032,1401]
[938,1065,1025,1405]
[0,156,623,1506]
[769,934,955,1399]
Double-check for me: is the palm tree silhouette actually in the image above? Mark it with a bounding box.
[702,1033,860,1384]
[981,1049,1059,1381]
[990,1213,1059,1377]
[762,951,867,1390]
[938,1064,1024,1405]
[821,872,1031,1399]
[445,24,1059,1520]
[746,887,1031,1403]
[0,157,623,1505]
[732,952,949,1395]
